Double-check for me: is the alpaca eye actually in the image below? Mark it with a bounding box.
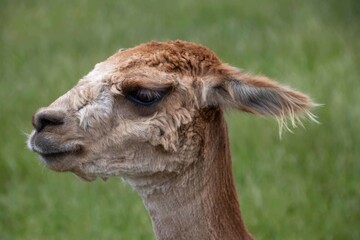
[125,88,167,106]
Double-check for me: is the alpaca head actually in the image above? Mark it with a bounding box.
[28,41,314,185]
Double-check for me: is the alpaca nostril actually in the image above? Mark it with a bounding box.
[32,109,65,132]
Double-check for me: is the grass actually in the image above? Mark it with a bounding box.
[1,0,359,239]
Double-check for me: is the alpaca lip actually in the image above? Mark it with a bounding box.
[37,145,82,163]
[29,132,82,160]
[34,143,81,155]
[39,145,81,158]
[37,149,83,171]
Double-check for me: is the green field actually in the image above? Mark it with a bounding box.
[1,0,359,239]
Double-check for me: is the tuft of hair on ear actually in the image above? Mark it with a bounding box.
[209,68,319,137]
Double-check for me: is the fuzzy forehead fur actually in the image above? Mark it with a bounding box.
[107,40,222,76]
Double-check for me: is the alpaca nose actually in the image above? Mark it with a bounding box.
[32,108,66,132]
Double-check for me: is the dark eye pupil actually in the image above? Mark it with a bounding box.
[126,88,167,106]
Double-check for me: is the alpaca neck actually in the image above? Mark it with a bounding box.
[138,109,253,240]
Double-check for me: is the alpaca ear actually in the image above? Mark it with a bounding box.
[205,67,315,120]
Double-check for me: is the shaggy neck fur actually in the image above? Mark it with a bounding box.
[134,108,253,240]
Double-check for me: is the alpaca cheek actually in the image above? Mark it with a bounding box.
[146,108,194,152]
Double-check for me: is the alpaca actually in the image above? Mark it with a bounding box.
[28,40,315,240]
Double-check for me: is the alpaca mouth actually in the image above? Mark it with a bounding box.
[36,145,82,164]
[28,131,82,162]
[39,145,82,161]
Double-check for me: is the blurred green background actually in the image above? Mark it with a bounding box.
[1,0,359,239]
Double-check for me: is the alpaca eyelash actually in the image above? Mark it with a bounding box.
[124,87,169,106]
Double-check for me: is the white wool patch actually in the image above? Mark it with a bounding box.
[76,85,114,132]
